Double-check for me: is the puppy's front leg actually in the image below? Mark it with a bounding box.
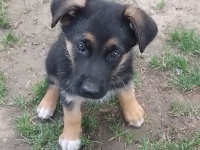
[117,86,144,127]
[59,101,82,150]
[37,85,59,119]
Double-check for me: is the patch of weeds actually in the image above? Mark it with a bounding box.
[12,95,27,109]
[16,112,63,150]
[169,28,200,54]
[150,53,200,91]
[16,80,65,150]
[109,121,136,144]
[133,72,141,87]
[150,55,160,69]
[125,131,135,144]
[109,122,126,141]
[82,115,98,133]
[0,71,7,104]
[0,0,10,28]
[82,103,99,136]
[86,102,100,114]
[150,54,188,72]
[171,66,200,91]
[140,137,171,150]
[2,31,20,47]
[108,96,119,107]
[170,100,199,117]
[30,79,48,107]
[156,0,167,11]
[29,79,62,112]
[81,134,94,149]
[140,132,200,150]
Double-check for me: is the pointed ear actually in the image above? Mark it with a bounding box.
[124,5,158,53]
[51,0,86,28]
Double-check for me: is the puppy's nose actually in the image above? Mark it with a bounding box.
[82,81,101,96]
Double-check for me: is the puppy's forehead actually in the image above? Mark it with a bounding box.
[80,2,125,41]
[84,32,118,49]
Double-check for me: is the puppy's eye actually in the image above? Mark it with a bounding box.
[77,43,86,53]
[110,50,120,60]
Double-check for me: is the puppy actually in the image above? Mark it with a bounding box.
[37,0,158,149]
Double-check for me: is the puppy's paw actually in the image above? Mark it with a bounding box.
[37,106,54,119]
[123,103,144,127]
[59,135,81,150]
[37,98,57,119]
[37,86,59,119]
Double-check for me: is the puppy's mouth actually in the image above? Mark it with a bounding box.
[79,91,107,100]
[82,94,106,100]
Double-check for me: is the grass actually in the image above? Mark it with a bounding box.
[150,53,200,91]
[0,0,10,28]
[108,96,119,107]
[82,115,98,133]
[0,31,20,51]
[147,26,200,149]
[156,0,167,10]
[16,112,63,150]
[170,100,199,117]
[150,54,188,72]
[29,79,48,107]
[150,28,200,91]
[81,134,94,148]
[109,121,136,144]
[171,66,200,91]
[110,122,126,141]
[15,80,63,150]
[170,28,200,55]
[29,79,62,112]
[0,1,20,51]
[86,102,100,114]
[12,95,27,109]
[2,31,20,45]
[140,132,200,150]
[0,71,7,104]
[125,131,135,144]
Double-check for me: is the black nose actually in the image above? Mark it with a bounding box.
[82,81,101,96]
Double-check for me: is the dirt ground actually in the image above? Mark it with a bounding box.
[0,0,200,150]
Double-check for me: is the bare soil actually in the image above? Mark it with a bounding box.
[0,0,200,150]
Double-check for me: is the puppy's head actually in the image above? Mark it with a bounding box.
[51,0,158,99]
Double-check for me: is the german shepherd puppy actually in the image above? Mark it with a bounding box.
[37,0,158,149]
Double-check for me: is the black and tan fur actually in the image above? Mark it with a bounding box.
[37,0,158,149]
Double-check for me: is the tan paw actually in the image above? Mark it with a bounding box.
[123,103,144,127]
[37,98,57,119]
[59,132,81,150]
[37,86,59,119]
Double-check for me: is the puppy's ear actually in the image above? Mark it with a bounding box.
[124,5,158,53]
[51,0,86,28]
